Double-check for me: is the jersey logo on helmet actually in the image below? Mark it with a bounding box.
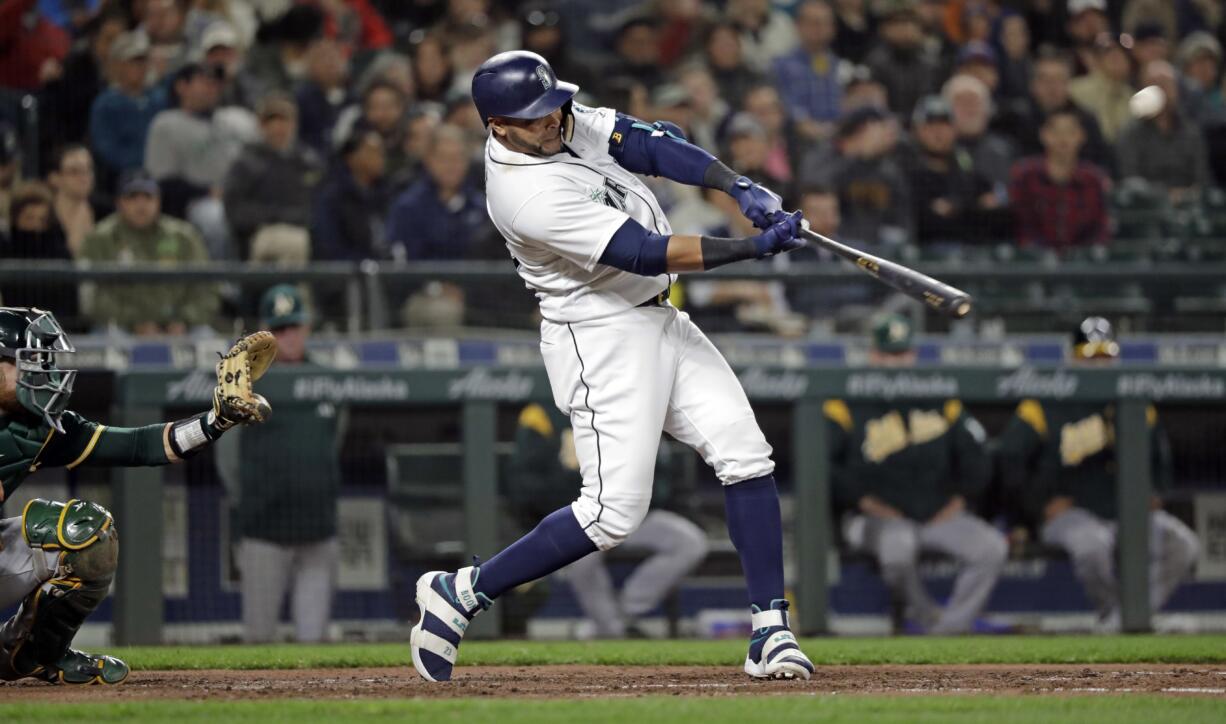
[535,65,552,90]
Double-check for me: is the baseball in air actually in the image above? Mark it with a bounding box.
[1130,85,1166,119]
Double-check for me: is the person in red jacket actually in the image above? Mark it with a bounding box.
[0,0,70,91]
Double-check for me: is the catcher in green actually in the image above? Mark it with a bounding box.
[0,307,275,685]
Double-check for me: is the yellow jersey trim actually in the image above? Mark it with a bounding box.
[66,425,107,470]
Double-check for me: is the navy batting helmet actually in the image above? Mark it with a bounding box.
[471,50,578,127]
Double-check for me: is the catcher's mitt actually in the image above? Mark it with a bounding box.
[213,331,277,429]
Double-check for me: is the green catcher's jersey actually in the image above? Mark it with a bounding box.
[0,410,172,504]
[997,399,1172,525]
[824,398,991,522]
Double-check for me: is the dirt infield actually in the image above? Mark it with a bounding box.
[3,664,1226,701]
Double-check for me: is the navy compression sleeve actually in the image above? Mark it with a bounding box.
[598,218,670,276]
[608,114,739,191]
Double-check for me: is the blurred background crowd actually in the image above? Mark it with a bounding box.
[2,0,1226,336]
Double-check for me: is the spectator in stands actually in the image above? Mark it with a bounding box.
[1178,32,1222,100]
[239,3,324,101]
[995,48,1112,170]
[506,401,707,639]
[996,12,1034,102]
[704,21,763,110]
[312,0,393,55]
[1,182,78,317]
[678,65,729,153]
[1117,61,1211,205]
[311,129,389,261]
[410,33,453,104]
[294,38,351,157]
[841,64,890,112]
[218,284,342,644]
[1128,22,1170,69]
[1009,108,1110,250]
[1066,0,1111,75]
[603,14,665,96]
[742,86,796,188]
[863,0,940,116]
[906,96,1005,248]
[386,124,493,262]
[801,105,912,251]
[343,80,411,186]
[142,0,191,81]
[650,0,710,70]
[46,145,107,258]
[199,21,251,108]
[727,0,799,73]
[998,317,1200,633]
[832,0,873,64]
[223,93,323,262]
[1069,34,1135,144]
[942,74,1016,190]
[826,314,1005,634]
[80,170,219,334]
[145,61,258,259]
[0,0,70,91]
[953,41,1001,96]
[37,11,127,166]
[89,31,168,183]
[772,0,844,143]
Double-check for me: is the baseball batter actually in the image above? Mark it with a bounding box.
[0,308,273,685]
[411,51,814,682]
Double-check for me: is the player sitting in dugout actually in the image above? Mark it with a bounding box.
[506,402,708,639]
[826,314,1008,634]
[998,317,1200,633]
[0,308,273,685]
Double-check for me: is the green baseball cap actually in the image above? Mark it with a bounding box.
[259,284,309,328]
[871,314,914,354]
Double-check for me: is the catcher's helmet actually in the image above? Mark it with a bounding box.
[0,307,76,431]
[1072,316,1120,360]
[471,50,578,127]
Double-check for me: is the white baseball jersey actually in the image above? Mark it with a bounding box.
[484,102,674,323]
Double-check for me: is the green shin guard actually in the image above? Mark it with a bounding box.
[0,499,122,684]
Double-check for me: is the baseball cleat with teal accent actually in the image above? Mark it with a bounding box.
[744,600,814,680]
[41,649,129,685]
[410,566,491,682]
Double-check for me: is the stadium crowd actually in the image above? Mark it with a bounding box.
[1,0,1225,333]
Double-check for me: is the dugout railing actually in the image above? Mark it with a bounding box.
[106,364,1226,644]
[5,258,1226,334]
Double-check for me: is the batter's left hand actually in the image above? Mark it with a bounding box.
[729,176,783,229]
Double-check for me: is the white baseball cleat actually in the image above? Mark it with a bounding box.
[743,599,815,680]
[409,566,490,682]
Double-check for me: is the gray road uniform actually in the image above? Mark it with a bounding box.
[826,398,1006,633]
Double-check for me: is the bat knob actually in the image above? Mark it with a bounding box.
[950,297,973,318]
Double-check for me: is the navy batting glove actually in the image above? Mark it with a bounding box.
[729,176,784,229]
[751,210,805,258]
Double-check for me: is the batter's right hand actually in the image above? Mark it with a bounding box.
[751,210,805,258]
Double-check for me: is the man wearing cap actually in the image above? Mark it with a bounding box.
[145,61,258,258]
[215,284,343,643]
[824,314,1005,634]
[79,170,219,334]
[863,0,941,116]
[954,41,1000,95]
[998,317,1200,632]
[1179,32,1222,98]
[89,31,168,182]
[800,104,913,251]
[198,21,252,108]
[906,95,1006,247]
[1066,0,1111,75]
[223,92,323,261]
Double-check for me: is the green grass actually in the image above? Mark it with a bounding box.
[108,634,1226,671]
[3,696,1224,724]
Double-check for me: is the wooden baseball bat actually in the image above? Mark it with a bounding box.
[799,225,973,318]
